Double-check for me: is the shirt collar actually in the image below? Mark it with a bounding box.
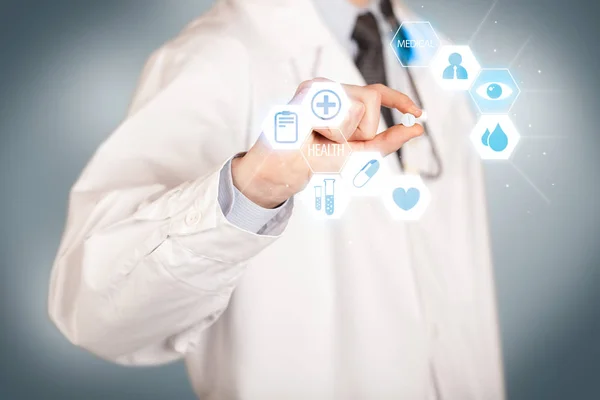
[312,0,391,56]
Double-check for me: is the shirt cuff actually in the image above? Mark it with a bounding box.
[217,158,287,234]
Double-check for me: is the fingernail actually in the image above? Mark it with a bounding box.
[410,105,422,115]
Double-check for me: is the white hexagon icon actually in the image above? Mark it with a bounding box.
[382,174,431,221]
[430,45,481,91]
[470,115,521,160]
[301,81,351,129]
[300,128,352,174]
[469,68,521,114]
[340,151,389,197]
[296,173,351,220]
[389,21,441,67]
[261,104,312,150]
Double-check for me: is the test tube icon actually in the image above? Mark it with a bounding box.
[324,178,336,216]
[314,186,322,211]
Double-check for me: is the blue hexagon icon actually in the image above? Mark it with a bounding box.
[389,21,440,67]
[469,68,521,114]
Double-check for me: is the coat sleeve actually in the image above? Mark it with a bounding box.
[48,35,291,365]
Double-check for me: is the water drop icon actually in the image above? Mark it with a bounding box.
[486,124,508,152]
[481,128,491,146]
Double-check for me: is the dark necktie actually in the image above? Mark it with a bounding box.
[351,11,396,129]
[352,2,443,179]
[352,5,413,166]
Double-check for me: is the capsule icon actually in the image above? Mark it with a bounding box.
[353,159,380,188]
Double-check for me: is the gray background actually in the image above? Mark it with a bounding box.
[0,0,598,399]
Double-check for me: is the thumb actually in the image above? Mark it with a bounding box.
[355,124,424,156]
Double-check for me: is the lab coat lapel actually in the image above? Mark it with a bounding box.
[233,0,367,86]
[265,0,452,130]
[234,0,455,112]
[235,0,457,135]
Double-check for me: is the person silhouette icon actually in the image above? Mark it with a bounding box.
[443,53,468,80]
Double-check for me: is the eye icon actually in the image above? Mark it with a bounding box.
[476,82,513,100]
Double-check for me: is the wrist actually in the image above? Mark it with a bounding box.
[231,153,296,209]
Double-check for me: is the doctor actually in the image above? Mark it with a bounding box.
[49,0,505,398]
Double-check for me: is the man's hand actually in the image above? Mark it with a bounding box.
[232,78,424,209]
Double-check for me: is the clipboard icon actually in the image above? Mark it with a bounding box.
[274,111,299,143]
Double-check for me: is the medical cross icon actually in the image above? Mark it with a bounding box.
[311,89,342,121]
[317,95,336,115]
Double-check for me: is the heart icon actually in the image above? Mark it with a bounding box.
[393,187,421,211]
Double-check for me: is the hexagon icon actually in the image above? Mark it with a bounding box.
[340,151,389,197]
[382,174,431,221]
[261,104,312,150]
[302,81,351,129]
[469,68,521,114]
[390,21,441,67]
[296,173,351,220]
[430,45,481,91]
[301,128,352,174]
[470,115,521,160]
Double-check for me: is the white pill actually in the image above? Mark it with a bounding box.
[401,113,416,127]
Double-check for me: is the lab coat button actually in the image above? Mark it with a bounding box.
[185,210,201,226]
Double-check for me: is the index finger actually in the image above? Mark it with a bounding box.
[366,84,422,118]
[357,123,424,156]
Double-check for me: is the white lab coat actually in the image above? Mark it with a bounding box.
[48,0,505,399]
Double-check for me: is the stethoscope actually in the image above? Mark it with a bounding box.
[380,5,443,180]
